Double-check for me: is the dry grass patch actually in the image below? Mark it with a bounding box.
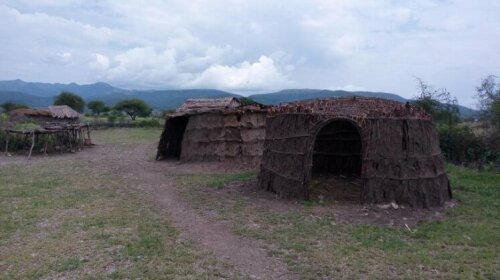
[176,167,499,279]
[0,131,238,279]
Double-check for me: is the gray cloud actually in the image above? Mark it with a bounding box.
[0,0,499,106]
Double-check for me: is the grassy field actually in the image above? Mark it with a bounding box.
[0,128,498,279]
[0,128,239,279]
[177,166,499,279]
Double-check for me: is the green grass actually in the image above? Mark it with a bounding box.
[179,171,257,189]
[2,127,498,279]
[0,129,235,279]
[92,127,162,146]
[176,167,500,279]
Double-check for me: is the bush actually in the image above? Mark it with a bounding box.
[107,114,117,124]
[0,131,31,152]
[439,125,499,168]
[135,118,161,128]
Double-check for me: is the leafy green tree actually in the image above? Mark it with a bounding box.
[476,75,500,127]
[87,100,109,116]
[54,91,85,113]
[113,99,152,120]
[239,97,259,106]
[412,78,460,130]
[0,102,28,112]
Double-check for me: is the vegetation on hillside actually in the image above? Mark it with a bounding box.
[0,101,28,112]
[54,91,86,113]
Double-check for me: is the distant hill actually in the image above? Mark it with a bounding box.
[95,89,238,109]
[248,89,477,118]
[0,80,237,110]
[0,80,478,117]
[248,89,406,104]
[0,79,124,99]
[0,90,53,107]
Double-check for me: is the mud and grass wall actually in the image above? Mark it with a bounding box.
[157,111,267,166]
[259,113,452,208]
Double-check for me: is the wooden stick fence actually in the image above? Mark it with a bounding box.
[4,123,92,159]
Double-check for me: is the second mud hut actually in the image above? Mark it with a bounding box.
[258,97,452,208]
[156,97,268,166]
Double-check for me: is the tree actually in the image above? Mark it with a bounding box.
[54,91,85,113]
[113,99,152,120]
[475,75,500,126]
[239,97,259,106]
[0,102,28,112]
[412,77,460,130]
[87,100,109,116]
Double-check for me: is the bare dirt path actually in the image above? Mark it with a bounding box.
[113,144,298,280]
[1,141,298,279]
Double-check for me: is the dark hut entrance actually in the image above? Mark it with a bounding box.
[309,119,363,203]
[156,116,189,160]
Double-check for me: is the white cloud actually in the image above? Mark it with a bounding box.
[89,46,285,90]
[99,47,182,87]
[190,56,290,90]
[90,53,110,70]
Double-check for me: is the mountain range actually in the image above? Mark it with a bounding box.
[0,79,478,117]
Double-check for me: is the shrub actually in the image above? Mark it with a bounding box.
[135,118,160,128]
[439,125,499,168]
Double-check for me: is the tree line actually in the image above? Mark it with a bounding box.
[1,91,153,121]
[411,75,499,169]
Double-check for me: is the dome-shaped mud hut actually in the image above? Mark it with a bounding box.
[156,97,268,166]
[258,97,452,208]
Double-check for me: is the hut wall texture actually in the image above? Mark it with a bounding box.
[169,111,266,165]
[259,114,320,198]
[258,112,452,208]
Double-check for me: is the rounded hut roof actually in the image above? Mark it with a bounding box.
[269,97,431,120]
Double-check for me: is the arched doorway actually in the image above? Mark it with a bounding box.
[309,119,363,203]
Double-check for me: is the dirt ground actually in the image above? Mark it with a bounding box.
[0,132,456,279]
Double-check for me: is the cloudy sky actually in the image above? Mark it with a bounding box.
[1,0,499,106]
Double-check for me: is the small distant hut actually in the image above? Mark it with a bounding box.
[156,97,268,166]
[8,105,81,124]
[177,97,242,112]
[258,97,452,208]
[4,105,91,158]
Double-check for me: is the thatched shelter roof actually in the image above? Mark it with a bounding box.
[177,97,241,113]
[270,97,431,120]
[48,105,80,119]
[9,105,80,119]
[9,108,53,118]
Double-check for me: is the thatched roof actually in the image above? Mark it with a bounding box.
[9,108,53,118]
[9,105,80,119]
[177,97,241,113]
[270,97,431,120]
[48,105,80,119]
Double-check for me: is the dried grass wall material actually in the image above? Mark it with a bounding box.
[258,97,452,208]
[157,109,267,166]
